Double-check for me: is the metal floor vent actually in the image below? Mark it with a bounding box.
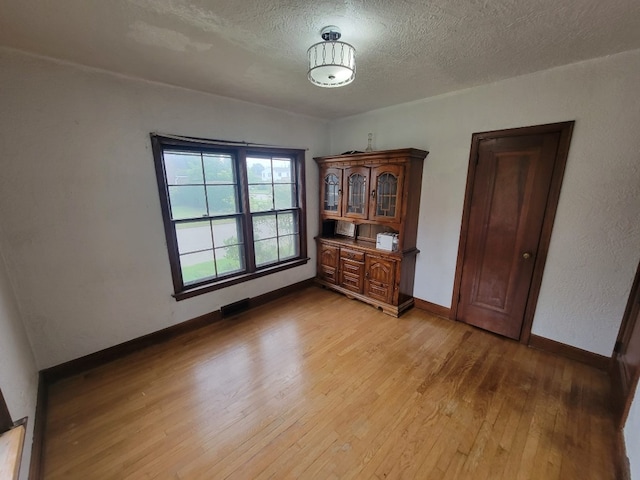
[220,298,251,318]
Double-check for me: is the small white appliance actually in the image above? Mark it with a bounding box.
[376,232,398,251]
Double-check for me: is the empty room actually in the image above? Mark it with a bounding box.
[1,0,639,479]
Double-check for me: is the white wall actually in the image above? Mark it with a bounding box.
[329,49,640,357]
[0,37,638,480]
[626,383,640,479]
[0,245,38,480]
[0,48,329,369]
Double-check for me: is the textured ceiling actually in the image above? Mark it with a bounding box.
[1,0,639,119]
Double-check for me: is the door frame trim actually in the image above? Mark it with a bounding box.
[450,121,575,343]
[612,258,640,428]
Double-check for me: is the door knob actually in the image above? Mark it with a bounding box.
[522,252,532,259]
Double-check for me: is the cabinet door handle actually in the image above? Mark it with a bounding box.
[365,272,370,278]
[371,189,376,198]
[338,189,342,195]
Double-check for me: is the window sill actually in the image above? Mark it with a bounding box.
[0,425,25,480]
[173,257,310,301]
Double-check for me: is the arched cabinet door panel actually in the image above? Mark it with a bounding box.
[369,164,405,223]
[318,244,339,284]
[320,167,343,218]
[365,255,396,304]
[343,166,370,220]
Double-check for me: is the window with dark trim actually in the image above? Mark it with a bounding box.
[151,134,308,300]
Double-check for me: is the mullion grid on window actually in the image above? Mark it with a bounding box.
[168,150,245,287]
[249,155,299,268]
[199,153,220,279]
[151,134,306,297]
[252,209,300,267]
[208,153,244,282]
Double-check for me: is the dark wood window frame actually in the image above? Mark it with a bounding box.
[151,134,308,300]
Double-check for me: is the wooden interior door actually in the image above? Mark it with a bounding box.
[452,122,574,340]
[613,259,640,427]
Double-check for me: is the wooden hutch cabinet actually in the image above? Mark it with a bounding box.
[315,148,428,316]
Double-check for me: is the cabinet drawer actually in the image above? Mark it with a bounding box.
[341,259,363,275]
[340,248,364,262]
[366,280,393,303]
[341,272,363,293]
[339,258,364,294]
[319,265,337,284]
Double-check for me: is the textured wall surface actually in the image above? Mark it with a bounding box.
[0,247,38,480]
[330,49,640,357]
[1,42,639,478]
[0,48,328,369]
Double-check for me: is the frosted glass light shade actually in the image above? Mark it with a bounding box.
[307,40,356,88]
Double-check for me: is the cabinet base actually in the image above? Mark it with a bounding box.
[315,279,414,317]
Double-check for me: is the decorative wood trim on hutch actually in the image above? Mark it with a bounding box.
[314,148,428,316]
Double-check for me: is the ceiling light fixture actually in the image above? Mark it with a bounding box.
[307,26,356,88]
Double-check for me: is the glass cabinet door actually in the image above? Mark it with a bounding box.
[343,166,370,219]
[320,167,343,217]
[369,164,404,223]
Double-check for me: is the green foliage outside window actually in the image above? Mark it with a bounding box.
[151,134,306,296]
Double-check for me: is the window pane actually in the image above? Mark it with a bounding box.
[246,157,272,184]
[279,234,299,260]
[272,158,293,183]
[180,250,215,284]
[207,185,238,215]
[212,217,242,247]
[277,212,298,236]
[255,238,279,267]
[253,214,277,240]
[169,186,207,219]
[164,151,203,185]
[215,246,244,275]
[274,184,295,209]
[176,220,212,254]
[203,154,235,183]
[249,185,273,212]
[154,135,306,295]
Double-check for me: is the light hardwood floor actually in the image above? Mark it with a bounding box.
[43,286,616,479]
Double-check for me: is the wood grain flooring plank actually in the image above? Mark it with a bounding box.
[40,287,619,480]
